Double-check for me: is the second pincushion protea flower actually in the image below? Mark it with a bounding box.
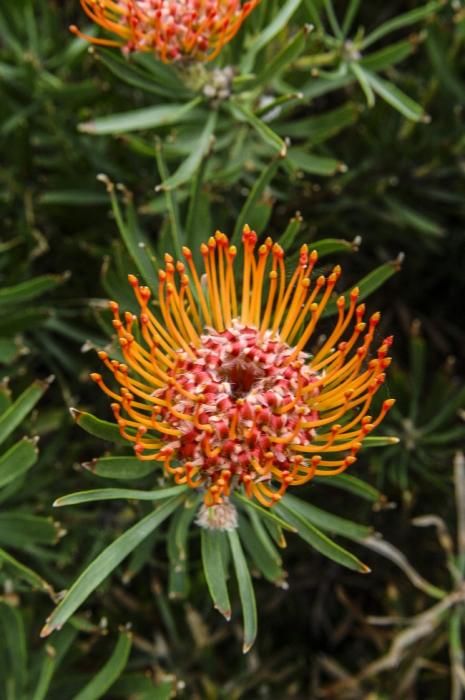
[92,226,394,510]
[70,0,260,62]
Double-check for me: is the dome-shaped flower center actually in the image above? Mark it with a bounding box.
[155,320,320,500]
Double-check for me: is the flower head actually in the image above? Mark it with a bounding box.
[70,0,260,62]
[92,226,394,508]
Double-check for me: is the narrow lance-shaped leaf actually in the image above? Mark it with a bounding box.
[201,529,231,620]
[0,547,53,595]
[0,274,66,307]
[323,257,402,317]
[232,157,280,245]
[41,493,186,637]
[82,456,158,480]
[275,502,370,573]
[71,631,132,700]
[53,485,188,507]
[228,100,287,155]
[241,0,303,72]
[0,603,27,696]
[362,70,427,122]
[361,1,441,50]
[0,436,38,488]
[78,97,202,135]
[70,408,130,445]
[157,111,217,192]
[228,529,257,653]
[0,377,52,446]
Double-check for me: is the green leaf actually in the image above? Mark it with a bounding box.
[0,547,52,594]
[241,0,303,72]
[278,103,358,142]
[0,514,59,548]
[361,1,440,50]
[82,456,159,480]
[275,502,370,572]
[167,498,197,599]
[97,49,189,99]
[239,515,284,584]
[310,237,358,257]
[384,195,444,237]
[287,147,344,176]
[362,435,399,447]
[362,70,426,122]
[281,493,372,539]
[360,39,415,72]
[201,529,231,620]
[248,25,311,89]
[53,485,188,507]
[100,179,158,289]
[0,602,27,697]
[0,437,38,488]
[232,157,280,244]
[315,473,383,502]
[350,62,375,107]
[0,275,66,307]
[0,378,51,446]
[71,631,132,700]
[228,529,257,653]
[70,409,131,445]
[78,98,202,135]
[155,140,184,261]
[279,213,304,252]
[323,257,401,317]
[41,494,186,637]
[228,100,287,154]
[38,190,109,206]
[157,111,217,191]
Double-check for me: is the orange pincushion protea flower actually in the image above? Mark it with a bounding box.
[70,0,260,62]
[92,226,394,508]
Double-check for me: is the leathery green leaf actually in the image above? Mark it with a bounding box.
[0,547,53,594]
[315,472,383,502]
[71,631,132,700]
[82,456,158,480]
[0,377,51,447]
[167,497,198,599]
[275,502,370,573]
[201,529,231,620]
[41,493,186,637]
[361,1,440,50]
[228,529,257,653]
[54,485,188,508]
[157,111,217,191]
[0,514,59,548]
[323,257,402,317]
[0,602,27,697]
[0,436,38,488]
[78,97,202,135]
[282,493,372,539]
[0,274,66,307]
[228,100,287,155]
[362,70,427,122]
[232,157,280,244]
[70,408,131,445]
[239,516,284,584]
[241,0,303,73]
[287,148,344,176]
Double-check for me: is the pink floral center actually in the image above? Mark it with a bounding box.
[155,321,321,487]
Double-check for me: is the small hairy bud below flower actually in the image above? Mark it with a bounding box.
[196,501,238,532]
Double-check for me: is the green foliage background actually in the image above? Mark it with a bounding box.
[1,0,465,698]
